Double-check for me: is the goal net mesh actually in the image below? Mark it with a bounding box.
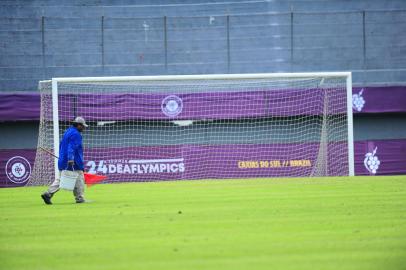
[30,75,350,185]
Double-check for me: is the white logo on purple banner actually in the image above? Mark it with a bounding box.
[162,95,183,117]
[364,147,380,174]
[352,88,365,112]
[86,158,185,175]
[5,156,31,183]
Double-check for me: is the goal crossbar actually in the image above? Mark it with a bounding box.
[48,72,352,83]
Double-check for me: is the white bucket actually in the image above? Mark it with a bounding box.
[59,170,78,191]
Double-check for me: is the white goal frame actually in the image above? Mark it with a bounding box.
[50,72,354,179]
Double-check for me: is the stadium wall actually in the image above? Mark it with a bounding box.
[1,9,406,90]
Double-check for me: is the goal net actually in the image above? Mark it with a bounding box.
[30,73,354,186]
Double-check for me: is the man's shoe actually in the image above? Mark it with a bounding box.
[76,199,92,204]
[41,193,52,205]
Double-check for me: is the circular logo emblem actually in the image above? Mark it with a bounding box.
[5,156,31,184]
[162,95,183,117]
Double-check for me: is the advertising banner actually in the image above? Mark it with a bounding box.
[1,139,405,188]
[1,86,405,121]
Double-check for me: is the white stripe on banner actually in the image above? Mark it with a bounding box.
[128,158,184,164]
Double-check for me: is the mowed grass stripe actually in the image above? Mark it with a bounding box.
[0,176,405,270]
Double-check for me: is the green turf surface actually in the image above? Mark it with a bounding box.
[1,176,406,270]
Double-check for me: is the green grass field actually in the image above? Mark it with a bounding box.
[1,176,405,270]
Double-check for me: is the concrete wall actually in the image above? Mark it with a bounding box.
[1,0,406,16]
[1,115,406,149]
[0,1,405,91]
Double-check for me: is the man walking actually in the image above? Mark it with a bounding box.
[41,117,88,204]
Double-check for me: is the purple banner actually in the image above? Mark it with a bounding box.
[1,86,405,121]
[53,88,345,121]
[0,149,36,188]
[0,92,40,121]
[352,86,406,113]
[83,143,334,182]
[1,139,405,188]
[354,139,406,176]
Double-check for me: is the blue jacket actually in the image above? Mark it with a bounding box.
[58,126,84,171]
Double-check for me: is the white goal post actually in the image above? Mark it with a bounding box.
[31,72,354,186]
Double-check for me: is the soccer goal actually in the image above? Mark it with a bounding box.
[30,72,354,186]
